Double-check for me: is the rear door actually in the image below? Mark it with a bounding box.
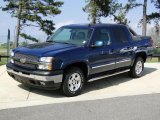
[89,27,116,74]
[112,26,132,68]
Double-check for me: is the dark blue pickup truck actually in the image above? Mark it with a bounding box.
[7,24,153,96]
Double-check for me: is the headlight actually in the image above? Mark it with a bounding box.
[10,51,14,63]
[38,63,52,70]
[38,57,54,70]
[10,51,14,57]
[39,57,53,63]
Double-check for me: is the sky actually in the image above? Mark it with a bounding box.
[0,0,159,42]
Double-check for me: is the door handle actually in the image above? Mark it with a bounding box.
[120,48,129,53]
[120,47,133,53]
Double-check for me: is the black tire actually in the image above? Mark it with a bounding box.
[62,67,85,97]
[130,57,144,78]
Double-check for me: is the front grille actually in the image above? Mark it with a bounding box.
[14,61,37,69]
[14,53,38,69]
[15,53,38,63]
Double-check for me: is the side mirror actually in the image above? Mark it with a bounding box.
[91,41,104,47]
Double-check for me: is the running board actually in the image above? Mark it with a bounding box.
[88,69,130,82]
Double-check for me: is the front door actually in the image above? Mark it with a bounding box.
[88,27,116,74]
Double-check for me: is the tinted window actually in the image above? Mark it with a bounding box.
[93,28,112,46]
[112,27,128,44]
[49,27,93,45]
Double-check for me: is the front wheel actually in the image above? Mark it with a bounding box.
[62,67,85,97]
[130,57,144,78]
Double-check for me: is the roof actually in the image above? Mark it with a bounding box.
[63,23,126,28]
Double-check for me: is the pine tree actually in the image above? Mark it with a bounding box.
[1,0,63,47]
[83,0,112,24]
[142,0,147,36]
[83,0,141,25]
[112,0,142,25]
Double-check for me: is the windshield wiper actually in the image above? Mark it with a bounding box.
[61,42,76,45]
[46,41,62,43]
[46,40,53,42]
[47,41,76,45]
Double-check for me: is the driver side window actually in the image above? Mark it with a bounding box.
[93,28,112,46]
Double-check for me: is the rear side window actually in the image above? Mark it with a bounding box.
[112,27,128,44]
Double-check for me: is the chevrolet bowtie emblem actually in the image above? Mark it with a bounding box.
[20,58,26,63]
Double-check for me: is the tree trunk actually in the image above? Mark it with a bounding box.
[142,0,147,36]
[92,14,96,24]
[92,0,97,24]
[14,1,22,48]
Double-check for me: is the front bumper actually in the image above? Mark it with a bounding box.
[6,63,63,90]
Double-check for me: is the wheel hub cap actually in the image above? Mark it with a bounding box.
[135,61,143,75]
[68,73,82,92]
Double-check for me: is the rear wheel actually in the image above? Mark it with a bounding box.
[130,57,144,78]
[62,67,85,97]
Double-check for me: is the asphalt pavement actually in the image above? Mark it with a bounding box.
[0,93,160,120]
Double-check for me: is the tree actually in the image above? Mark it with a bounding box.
[111,0,142,25]
[83,0,112,24]
[119,0,147,36]
[146,0,160,34]
[140,0,160,36]
[142,0,147,36]
[1,0,63,48]
[148,26,160,47]
[83,0,99,24]
[83,0,142,25]
[92,0,149,36]
[21,41,28,46]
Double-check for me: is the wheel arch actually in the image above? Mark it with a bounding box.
[131,51,147,66]
[62,61,90,79]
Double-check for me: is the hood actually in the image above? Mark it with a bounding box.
[14,42,79,57]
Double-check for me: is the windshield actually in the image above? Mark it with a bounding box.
[48,27,93,45]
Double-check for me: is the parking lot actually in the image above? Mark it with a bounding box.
[0,63,160,110]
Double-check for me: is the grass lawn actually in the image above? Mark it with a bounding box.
[0,48,7,66]
[147,58,159,63]
[0,48,7,55]
[0,58,7,66]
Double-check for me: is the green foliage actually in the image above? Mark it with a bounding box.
[83,0,100,24]
[153,48,160,54]
[0,58,7,66]
[145,1,160,35]
[95,0,112,17]
[83,0,113,24]
[20,33,39,42]
[20,41,28,46]
[83,0,142,25]
[146,0,160,23]
[111,0,142,25]
[147,12,160,22]
[0,41,14,49]
[147,57,159,63]
[151,0,160,9]
[1,0,63,41]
